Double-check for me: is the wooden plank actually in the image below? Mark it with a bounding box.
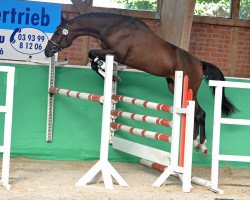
[193,16,250,28]
[112,136,171,166]
[228,27,238,76]
[159,0,195,50]
[231,0,240,20]
[180,0,195,50]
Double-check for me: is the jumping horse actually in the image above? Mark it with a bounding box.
[44,12,237,155]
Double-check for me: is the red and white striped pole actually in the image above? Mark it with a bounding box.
[49,87,103,103]
[112,94,172,113]
[110,122,171,142]
[140,159,212,189]
[111,110,172,127]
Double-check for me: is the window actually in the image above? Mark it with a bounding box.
[239,0,250,20]
[194,0,232,18]
[93,0,157,11]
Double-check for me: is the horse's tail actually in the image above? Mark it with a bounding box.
[201,60,238,116]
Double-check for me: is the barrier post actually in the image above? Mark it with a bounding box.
[0,66,15,190]
[46,56,56,142]
[46,57,68,142]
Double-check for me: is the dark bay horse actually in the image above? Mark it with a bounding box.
[44,12,237,155]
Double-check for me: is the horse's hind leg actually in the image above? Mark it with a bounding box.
[193,118,200,151]
[195,101,208,155]
[167,78,207,155]
[166,77,174,93]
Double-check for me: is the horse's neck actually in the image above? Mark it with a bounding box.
[71,16,114,40]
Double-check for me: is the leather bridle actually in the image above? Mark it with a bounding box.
[48,28,70,54]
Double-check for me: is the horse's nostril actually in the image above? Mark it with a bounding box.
[44,50,53,58]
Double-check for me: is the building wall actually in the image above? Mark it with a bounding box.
[58,11,250,78]
[189,24,250,78]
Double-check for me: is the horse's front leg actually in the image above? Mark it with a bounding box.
[88,49,117,61]
[88,49,121,82]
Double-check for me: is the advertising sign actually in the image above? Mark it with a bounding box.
[0,0,61,62]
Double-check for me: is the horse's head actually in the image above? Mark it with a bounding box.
[45,16,73,57]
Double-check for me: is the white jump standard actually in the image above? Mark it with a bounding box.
[209,80,250,194]
[75,55,129,189]
[0,66,15,190]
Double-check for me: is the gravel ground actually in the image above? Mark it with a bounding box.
[0,157,250,200]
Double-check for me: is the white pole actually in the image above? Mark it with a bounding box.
[182,100,195,192]
[152,71,183,187]
[210,86,223,191]
[1,66,15,190]
[169,71,183,168]
[99,55,116,187]
[76,55,128,189]
[46,56,55,142]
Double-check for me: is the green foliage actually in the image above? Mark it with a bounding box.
[239,0,250,19]
[115,0,157,11]
[195,0,250,19]
[114,0,249,20]
[194,0,231,18]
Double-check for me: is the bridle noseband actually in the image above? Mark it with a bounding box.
[48,28,69,53]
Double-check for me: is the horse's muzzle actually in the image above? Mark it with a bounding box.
[44,50,52,57]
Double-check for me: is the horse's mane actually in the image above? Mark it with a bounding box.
[73,12,136,20]
[70,12,150,29]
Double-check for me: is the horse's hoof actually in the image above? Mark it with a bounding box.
[193,139,200,151]
[194,144,201,152]
[202,149,208,156]
[200,140,208,155]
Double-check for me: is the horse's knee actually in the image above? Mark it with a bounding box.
[88,50,98,59]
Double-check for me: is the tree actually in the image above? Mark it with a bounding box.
[239,0,250,19]
[195,0,231,18]
[115,0,157,11]
[195,0,250,19]
[114,0,249,20]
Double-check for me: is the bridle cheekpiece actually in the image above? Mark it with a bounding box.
[48,28,69,53]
